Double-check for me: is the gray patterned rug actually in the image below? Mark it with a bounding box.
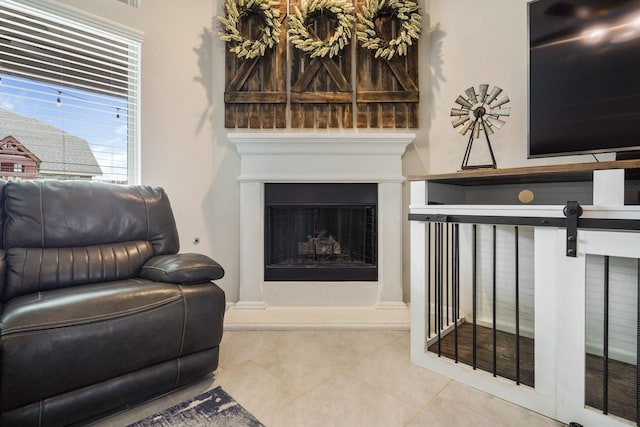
[127,387,264,427]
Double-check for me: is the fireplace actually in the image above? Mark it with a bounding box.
[228,132,413,311]
[264,183,377,281]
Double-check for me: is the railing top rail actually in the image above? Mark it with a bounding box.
[408,213,640,232]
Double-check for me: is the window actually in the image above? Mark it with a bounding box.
[0,0,142,183]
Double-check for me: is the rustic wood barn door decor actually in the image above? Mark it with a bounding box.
[289,0,355,128]
[219,0,421,129]
[355,0,420,128]
[221,0,287,128]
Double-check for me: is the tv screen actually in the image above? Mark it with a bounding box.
[529,0,640,158]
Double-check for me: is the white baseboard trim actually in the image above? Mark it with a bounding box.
[231,301,268,310]
[223,305,410,331]
[426,317,466,347]
[585,343,636,365]
[375,301,409,310]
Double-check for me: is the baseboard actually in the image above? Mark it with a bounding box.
[230,301,268,310]
[223,305,410,331]
[375,301,409,310]
[585,343,636,365]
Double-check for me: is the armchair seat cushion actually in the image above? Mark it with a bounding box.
[0,279,225,412]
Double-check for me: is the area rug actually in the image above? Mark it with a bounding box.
[127,386,265,427]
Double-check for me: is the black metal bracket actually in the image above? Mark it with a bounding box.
[563,201,583,257]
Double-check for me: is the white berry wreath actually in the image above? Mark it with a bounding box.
[288,0,355,58]
[218,0,282,59]
[356,0,421,60]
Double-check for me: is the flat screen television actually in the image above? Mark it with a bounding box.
[528,0,640,159]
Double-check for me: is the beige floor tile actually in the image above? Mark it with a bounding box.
[251,336,345,393]
[263,374,418,427]
[351,343,452,409]
[218,331,294,370]
[436,381,563,427]
[215,360,299,423]
[87,330,566,427]
[405,394,506,427]
[313,330,406,355]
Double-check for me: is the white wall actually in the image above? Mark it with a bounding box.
[52,0,605,304]
[423,0,607,174]
[55,0,241,301]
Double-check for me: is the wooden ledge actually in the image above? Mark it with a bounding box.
[409,159,640,185]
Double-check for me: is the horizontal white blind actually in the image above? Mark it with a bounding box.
[0,0,140,183]
[117,0,140,7]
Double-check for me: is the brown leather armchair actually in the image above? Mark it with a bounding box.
[0,180,225,426]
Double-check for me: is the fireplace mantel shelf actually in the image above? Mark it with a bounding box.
[228,132,415,183]
[228,132,416,155]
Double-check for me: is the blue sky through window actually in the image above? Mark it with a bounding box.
[0,73,129,182]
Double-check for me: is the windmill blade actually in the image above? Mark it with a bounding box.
[478,84,489,102]
[490,108,511,117]
[473,120,481,139]
[482,118,494,135]
[458,119,474,135]
[455,95,474,109]
[485,86,503,104]
[451,116,470,128]
[486,116,506,129]
[490,95,510,108]
[465,87,478,104]
[451,108,469,116]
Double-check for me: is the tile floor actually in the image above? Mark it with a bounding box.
[92,330,564,427]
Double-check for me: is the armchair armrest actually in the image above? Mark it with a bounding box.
[140,253,224,284]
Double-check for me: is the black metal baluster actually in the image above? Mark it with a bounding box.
[437,223,442,356]
[473,224,477,370]
[515,226,521,385]
[454,223,459,363]
[427,223,431,339]
[493,225,497,378]
[603,255,610,415]
[446,224,450,326]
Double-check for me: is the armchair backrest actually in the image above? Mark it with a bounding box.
[1,180,180,301]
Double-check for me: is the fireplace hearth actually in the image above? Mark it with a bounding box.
[265,183,377,281]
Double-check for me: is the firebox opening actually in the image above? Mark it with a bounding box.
[264,183,378,281]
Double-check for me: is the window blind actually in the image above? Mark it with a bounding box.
[117,0,140,7]
[0,0,141,183]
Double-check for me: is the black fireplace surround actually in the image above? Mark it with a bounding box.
[264,183,378,281]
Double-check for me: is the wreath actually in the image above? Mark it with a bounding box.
[288,0,355,58]
[218,0,282,59]
[356,0,421,60]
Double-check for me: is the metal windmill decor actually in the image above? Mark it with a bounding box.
[450,84,510,170]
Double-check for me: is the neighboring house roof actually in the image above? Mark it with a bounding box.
[0,135,41,163]
[0,135,41,179]
[0,108,102,177]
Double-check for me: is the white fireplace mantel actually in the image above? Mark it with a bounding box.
[229,132,413,183]
[226,131,415,329]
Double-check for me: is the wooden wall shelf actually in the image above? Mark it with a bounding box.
[409,160,640,206]
[409,159,640,185]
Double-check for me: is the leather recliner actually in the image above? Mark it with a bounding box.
[0,180,226,426]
